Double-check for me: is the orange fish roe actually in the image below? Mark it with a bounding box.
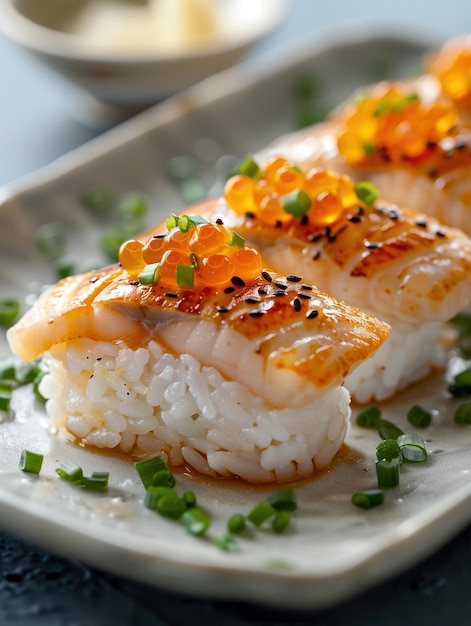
[428,41,471,104]
[118,217,263,289]
[336,82,459,164]
[224,159,366,228]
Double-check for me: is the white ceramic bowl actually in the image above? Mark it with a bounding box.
[0,0,289,111]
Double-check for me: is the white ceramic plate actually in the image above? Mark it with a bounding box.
[1,26,470,610]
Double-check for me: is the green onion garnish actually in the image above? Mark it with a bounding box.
[135,455,168,489]
[247,501,276,527]
[155,494,187,519]
[376,457,401,489]
[181,507,211,536]
[151,469,176,488]
[19,450,44,474]
[378,419,404,441]
[15,362,43,385]
[176,264,194,287]
[211,532,238,552]
[35,222,66,259]
[407,404,432,428]
[53,255,76,280]
[282,189,312,217]
[138,263,160,286]
[265,488,298,512]
[81,474,109,491]
[228,230,245,249]
[227,513,246,535]
[448,367,471,397]
[351,489,384,509]
[0,299,21,327]
[81,187,115,217]
[183,491,197,508]
[56,462,84,483]
[454,402,471,426]
[237,155,261,179]
[144,485,176,511]
[0,388,12,412]
[397,433,427,463]
[355,404,382,428]
[0,362,15,381]
[376,438,402,462]
[177,215,192,232]
[119,193,149,220]
[354,181,380,206]
[272,511,291,534]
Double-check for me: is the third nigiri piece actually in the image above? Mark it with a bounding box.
[180,158,471,403]
[260,79,471,235]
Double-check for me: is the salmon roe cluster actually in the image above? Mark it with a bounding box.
[118,216,262,289]
[337,83,459,164]
[224,156,360,227]
[428,42,471,105]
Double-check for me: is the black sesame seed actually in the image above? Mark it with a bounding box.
[216,218,224,225]
[217,306,230,313]
[455,138,467,150]
[301,284,312,291]
[245,211,256,219]
[262,270,273,282]
[231,276,246,287]
[129,281,139,286]
[273,281,288,289]
[415,219,428,228]
[291,297,302,312]
[388,209,399,220]
[436,229,446,238]
[165,292,178,298]
[306,309,319,319]
[309,233,323,242]
[249,309,265,317]
[427,167,438,178]
[245,296,261,304]
[96,357,102,361]
[365,242,379,250]
[90,276,99,283]
[348,215,361,223]
[300,214,309,225]
[275,220,283,228]
[298,292,312,299]
[327,233,337,242]
[224,286,235,294]
[375,205,387,215]
[153,234,166,239]
[273,289,287,297]
[355,206,365,215]
[286,275,302,283]
[258,285,268,295]
[312,251,321,261]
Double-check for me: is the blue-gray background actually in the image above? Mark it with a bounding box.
[1,1,471,624]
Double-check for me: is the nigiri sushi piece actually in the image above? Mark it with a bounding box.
[260,79,471,235]
[425,34,471,127]
[7,218,389,483]
[166,161,471,403]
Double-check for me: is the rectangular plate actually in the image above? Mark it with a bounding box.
[1,26,470,610]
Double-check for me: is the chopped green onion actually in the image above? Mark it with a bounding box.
[272,511,291,534]
[376,457,401,489]
[81,474,109,491]
[56,462,84,483]
[151,469,176,488]
[407,404,432,428]
[448,367,471,397]
[378,419,404,441]
[119,193,149,220]
[138,263,160,285]
[177,215,192,232]
[15,362,43,385]
[0,362,15,382]
[211,532,238,552]
[0,387,12,412]
[237,155,261,179]
[354,182,380,206]
[176,264,194,287]
[0,299,21,327]
[183,491,197,508]
[397,433,428,463]
[155,494,187,519]
[227,513,246,535]
[265,488,298,512]
[376,438,402,462]
[33,371,46,402]
[228,230,245,249]
[282,189,312,217]
[247,501,276,527]
[53,255,76,280]
[362,143,376,155]
[81,187,115,217]
[454,402,471,426]
[135,455,168,489]
[19,449,44,474]
[144,486,177,511]
[181,507,211,535]
[166,214,179,231]
[36,222,67,259]
[355,404,382,428]
[351,489,385,509]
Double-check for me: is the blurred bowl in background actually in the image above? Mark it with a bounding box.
[0,0,289,118]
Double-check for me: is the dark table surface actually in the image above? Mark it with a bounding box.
[1,1,471,624]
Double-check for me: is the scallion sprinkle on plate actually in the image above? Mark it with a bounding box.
[19,450,44,474]
[351,489,385,509]
[0,299,21,327]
